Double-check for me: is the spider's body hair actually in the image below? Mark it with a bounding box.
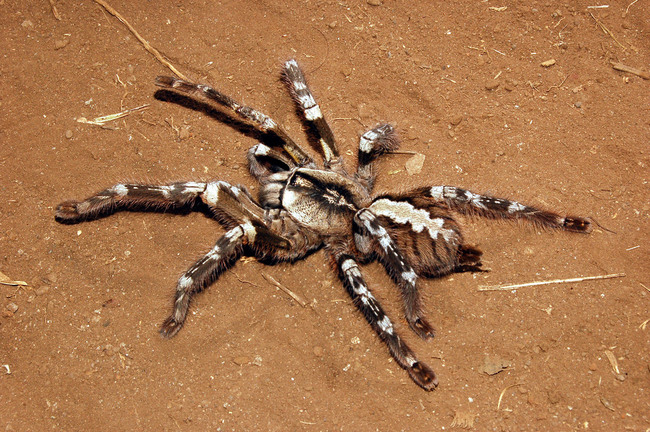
[57,59,592,392]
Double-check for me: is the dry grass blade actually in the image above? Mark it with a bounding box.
[261,272,307,307]
[77,104,149,126]
[589,11,627,50]
[0,271,28,287]
[478,273,625,291]
[93,0,188,80]
[604,350,620,374]
[497,383,522,411]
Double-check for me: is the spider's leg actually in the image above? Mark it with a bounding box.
[55,182,207,223]
[161,226,245,337]
[354,209,436,339]
[282,60,342,168]
[356,124,400,191]
[333,253,438,391]
[425,186,592,233]
[155,76,314,167]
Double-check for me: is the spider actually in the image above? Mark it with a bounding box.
[55,59,592,390]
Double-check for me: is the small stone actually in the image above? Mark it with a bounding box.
[485,80,500,90]
[541,59,556,67]
[232,356,249,366]
[21,20,34,29]
[35,286,50,296]
[64,130,73,139]
[178,126,190,140]
[589,362,598,371]
[450,115,463,126]
[574,101,582,108]
[54,39,69,50]
[327,21,337,29]
[367,0,382,5]
[405,153,425,175]
[6,303,18,313]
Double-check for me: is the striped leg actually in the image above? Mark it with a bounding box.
[155,76,314,167]
[356,124,400,190]
[428,186,593,232]
[55,181,207,223]
[334,253,438,390]
[160,226,245,337]
[282,60,341,167]
[354,209,435,339]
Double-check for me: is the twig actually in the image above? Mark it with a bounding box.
[92,0,188,80]
[588,11,627,50]
[48,0,62,20]
[261,272,307,307]
[611,62,650,80]
[546,74,568,92]
[478,273,625,291]
[497,383,522,410]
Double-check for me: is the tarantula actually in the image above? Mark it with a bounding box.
[55,60,592,390]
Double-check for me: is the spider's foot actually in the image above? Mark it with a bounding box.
[408,361,438,391]
[563,216,592,233]
[55,200,84,223]
[409,317,436,340]
[160,316,184,338]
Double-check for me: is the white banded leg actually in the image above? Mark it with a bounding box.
[356,124,400,190]
[428,186,592,232]
[160,226,247,338]
[155,76,314,167]
[282,60,340,167]
[55,182,207,223]
[335,253,438,390]
[354,209,435,339]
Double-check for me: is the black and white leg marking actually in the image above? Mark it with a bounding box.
[354,208,436,339]
[428,186,592,232]
[160,226,247,338]
[55,182,208,223]
[283,60,340,166]
[356,124,400,190]
[155,75,314,167]
[335,254,438,390]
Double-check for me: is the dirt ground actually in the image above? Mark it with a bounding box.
[1,0,648,430]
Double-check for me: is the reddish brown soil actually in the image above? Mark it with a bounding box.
[1,1,648,430]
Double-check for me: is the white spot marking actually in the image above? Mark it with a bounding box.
[508,201,526,213]
[370,199,456,242]
[402,270,417,285]
[178,276,193,289]
[113,184,128,196]
[203,182,221,205]
[304,105,322,121]
[359,130,379,153]
[241,220,256,244]
[378,316,394,335]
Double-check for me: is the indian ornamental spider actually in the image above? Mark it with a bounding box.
[55,59,592,390]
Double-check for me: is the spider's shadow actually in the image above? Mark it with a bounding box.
[154,90,291,151]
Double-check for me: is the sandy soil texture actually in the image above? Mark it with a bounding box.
[1,1,648,430]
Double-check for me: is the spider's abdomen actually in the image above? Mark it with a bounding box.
[368,198,464,276]
[279,168,369,234]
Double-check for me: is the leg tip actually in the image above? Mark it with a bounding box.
[564,217,593,233]
[160,317,183,338]
[409,361,439,391]
[410,317,436,340]
[55,201,83,223]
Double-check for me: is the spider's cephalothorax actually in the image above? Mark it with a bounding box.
[55,60,592,390]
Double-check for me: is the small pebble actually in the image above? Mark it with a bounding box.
[541,59,556,67]
[65,130,73,139]
[328,21,337,29]
[232,356,249,366]
[405,153,425,175]
[36,286,50,296]
[574,101,582,108]
[54,39,69,50]
[6,303,18,313]
[485,80,500,90]
[367,0,382,5]
[450,115,463,126]
[178,126,190,140]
